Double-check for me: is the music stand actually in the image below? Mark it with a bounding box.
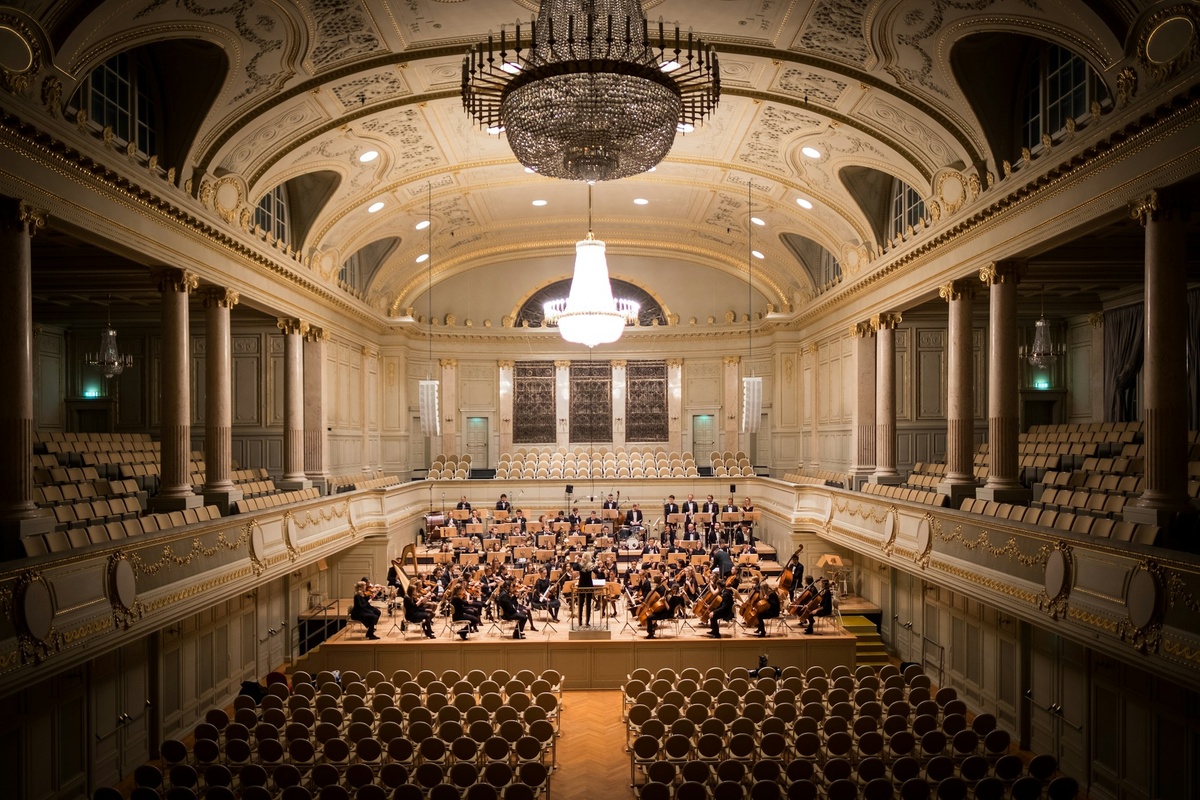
[618,584,641,637]
[383,587,403,636]
[601,509,619,521]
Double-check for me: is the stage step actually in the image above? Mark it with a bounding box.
[842,615,890,667]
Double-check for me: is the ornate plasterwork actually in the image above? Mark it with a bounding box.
[303,0,384,71]
[0,12,45,95]
[797,0,872,64]
[330,69,409,109]
[220,102,325,175]
[776,69,849,105]
[1136,4,1200,83]
[737,105,823,171]
[856,95,955,171]
[1036,542,1072,620]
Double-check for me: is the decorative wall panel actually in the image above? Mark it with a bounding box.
[569,362,612,443]
[626,361,668,442]
[513,361,555,444]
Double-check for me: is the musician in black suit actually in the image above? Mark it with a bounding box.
[532,566,561,622]
[682,494,699,515]
[624,504,644,528]
[662,495,680,547]
[602,494,619,510]
[511,509,527,534]
[350,581,381,640]
[496,578,530,639]
[567,507,582,529]
[495,494,511,511]
[402,585,435,639]
[754,584,782,637]
[644,580,683,640]
[584,511,603,527]
[798,579,833,635]
[702,495,720,545]
[575,551,596,626]
[711,544,734,577]
[708,577,739,638]
[456,496,471,511]
[450,584,480,639]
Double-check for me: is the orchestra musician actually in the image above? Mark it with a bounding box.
[584,510,603,527]
[456,496,472,511]
[351,581,381,640]
[495,493,511,512]
[663,495,680,546]
[681,521,701,543]
[797,578,833,635]
[496,577,531,639]
[532,566,562,622]
[741,497,757,547]
[645,580,685,640]
[451,584,480,639]
[711,543,734,577]
[567,507,582,529]
[511,509,528,534]
[702,494,720,545]
[708,576,739,638]
[753,579,782,637]
[602,494,619,510]
[790,575,817,612]
[403,584,436,639]
[624,503,644,529]
[385,563,401,589]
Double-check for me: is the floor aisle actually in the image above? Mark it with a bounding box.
[554,691,630,796]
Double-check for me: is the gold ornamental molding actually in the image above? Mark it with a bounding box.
[127,524,253,576]
[609,359,627,368]
[871,312,902,331]
[978,260,1024,286]
[497,360,515,369]
[304,325,331,343]
[1136,5,1200,83]
[938,279,976,302]
[154,268,199,295]
[16,201,46,234]
[849,321,875,338]
[1118,559,1167,654]
[0,13,46,95]
[931,521,1053,568]
[200,286,240,309]
[1037,541,1073,621]
[276,318,309,337]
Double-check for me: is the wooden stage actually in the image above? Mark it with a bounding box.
[298,605,859,690]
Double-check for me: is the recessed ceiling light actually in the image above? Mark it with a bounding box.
[750,216,765,226]
[486,124,505,135]
[676,122,695,134]
[752,250,765,259]
[415,220,430,230]
[416,253,429,263]
[368,201,385,213]
[633,198,649,205]
[660,60,680,73]
[359,150,379,163]
[796,197,814,210]
[802,146,822,159]
[524,167,536,174]
[500,62,521,75]
[532,199,548,206]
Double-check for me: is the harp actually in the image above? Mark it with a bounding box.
[392,543,421,595]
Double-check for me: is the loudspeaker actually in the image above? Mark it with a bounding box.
[566,484,574,494]
[730,484,736,494]
[418,380,441,437]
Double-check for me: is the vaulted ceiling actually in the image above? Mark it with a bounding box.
[17,0,1163,327]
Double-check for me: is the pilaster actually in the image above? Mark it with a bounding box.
[849,321,876,489]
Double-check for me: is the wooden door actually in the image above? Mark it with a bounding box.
[692,415,715,465]
[465,417,488,470]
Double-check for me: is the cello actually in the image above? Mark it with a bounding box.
[740,579,772,628]
[637,587,667,626]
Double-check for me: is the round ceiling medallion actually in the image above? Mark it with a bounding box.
[1126,565,1161,630]
[0,26,32,73]
[1146,16,1195,64]
[1044,547,1070,600]
[109,555,137,611]
[20,576,54,641]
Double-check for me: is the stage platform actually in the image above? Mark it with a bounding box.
[296,607,858,690]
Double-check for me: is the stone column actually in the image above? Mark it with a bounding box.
[938,279,977,506]
[667,358,683,454]
[498,360,515,456]
[151,268,203,511]
[872,313,903,484]
[849,322,876,489]
[303,326,330,493]
[977,262,1030,504]
[722,356,741,453]
[439,357,458,459]
[1125,190,1192,525]
[0,199,52,555]
[1088,313,1106,422]
[277,318,311,490]
[805,344,820,467]
[200,287,242,513]
[611,360,627,451]
[554,360,571,450]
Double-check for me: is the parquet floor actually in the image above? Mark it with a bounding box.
[554,691,632,796]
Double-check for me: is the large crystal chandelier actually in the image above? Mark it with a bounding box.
[543,187,639,347]
[86,300,132,379]
[462,0,720,183]
[1021,285,1065,368]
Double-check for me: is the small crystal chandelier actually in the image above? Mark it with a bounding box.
[543,186,639,347]
[462,0,720,183]
[1021,285,1065,368]
[86,299,133,379]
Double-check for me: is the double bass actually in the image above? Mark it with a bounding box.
[777,547,804,596]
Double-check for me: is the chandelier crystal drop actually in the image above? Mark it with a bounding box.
[86,302,133,379]
[462,0,720,182]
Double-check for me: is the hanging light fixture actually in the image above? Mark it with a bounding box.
[742,183,762,434]
[417,184,441,438]
[1021,284,1065,368]
[543,185,639,347]
[462,0,720,183]
[86,297,133,379]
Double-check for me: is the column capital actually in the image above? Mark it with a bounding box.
[497,359,515,369]
[849,321,875,338]
[871,312,903,331]
[1088,312,1104,328]
[1130,188,1190,226]
[609,359,627,368]
[276,317,308,336]
[361,345,378,359]
[803,343,819,356]
[304,325,330,342]
[199,286,240,309]
[938,279,976,302]
[0,198,45,234]
[154,268,199,294]
[722,355,741,365]
[979,260,1024,286]
[553,359,571,369]
[666,358,684,368]
[439,357,458,368]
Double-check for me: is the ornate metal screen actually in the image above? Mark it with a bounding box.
[513,361,556,444]
[569,362,612,443]
[625,360,668,442]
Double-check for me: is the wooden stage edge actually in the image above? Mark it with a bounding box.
[297,622,858,690]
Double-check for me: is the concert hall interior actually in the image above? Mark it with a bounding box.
[2,1,1200,798]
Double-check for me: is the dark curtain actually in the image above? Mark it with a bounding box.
[1189,288,1200,431]
[1104,303,1144,423]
